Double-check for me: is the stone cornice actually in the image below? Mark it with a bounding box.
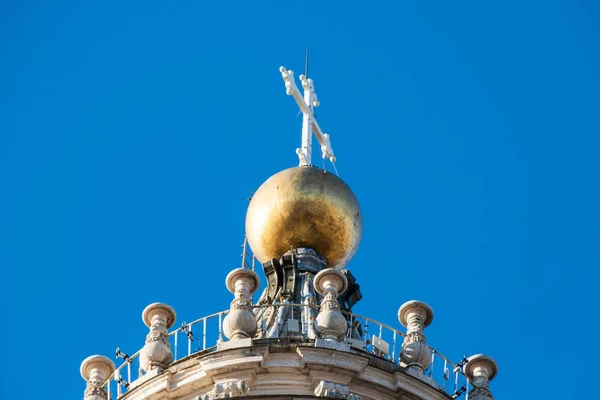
[119,341,452,400]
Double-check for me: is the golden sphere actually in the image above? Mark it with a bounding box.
[245,166,362,269]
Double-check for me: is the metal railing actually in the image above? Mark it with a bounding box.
[103,304,470,399]
[341,309,471,398]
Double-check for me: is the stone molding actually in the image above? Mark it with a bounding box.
[118,341,450,400]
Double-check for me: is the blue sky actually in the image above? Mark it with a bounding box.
[1,1,599,398]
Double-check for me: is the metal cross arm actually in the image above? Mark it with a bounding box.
[280,66,336,166]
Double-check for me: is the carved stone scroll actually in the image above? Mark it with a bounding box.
[199,379,249,399]
[314,380,360,399]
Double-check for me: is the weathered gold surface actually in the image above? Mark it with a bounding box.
[245,166,362,269]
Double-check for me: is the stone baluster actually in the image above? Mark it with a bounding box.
[223,268,260,340]
[139,302,176,374]
[464,354,498,400]
[398,300,434,378]
[80,355,116,400]
[314,269,348,341]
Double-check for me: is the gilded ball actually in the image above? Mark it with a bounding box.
[245,166,362,269]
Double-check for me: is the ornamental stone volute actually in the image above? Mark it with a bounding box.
[464,354,498,400]
[139,302,176,373]
[315,380,361,399]
[314,269,348,341]
[398,300,434,377]
[223,268,260,340]
[80,355,116,400]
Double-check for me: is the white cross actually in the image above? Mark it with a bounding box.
[280,66,336,166]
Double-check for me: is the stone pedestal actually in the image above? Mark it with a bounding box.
[223,268,260,340]
[398,300,434,378]
[139,303,176,373]
[314,269,348,341]
[464,354,498,400]
[80,355,116,400]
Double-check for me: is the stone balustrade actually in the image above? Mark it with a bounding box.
[88,301,496,400]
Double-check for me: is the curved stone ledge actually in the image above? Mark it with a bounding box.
[119,339,452,400]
